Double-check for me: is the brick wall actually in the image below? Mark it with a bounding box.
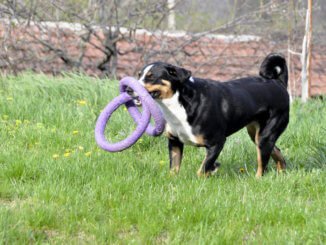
[0,22,325,96]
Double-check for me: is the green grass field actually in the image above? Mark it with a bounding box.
[0,73,325,244]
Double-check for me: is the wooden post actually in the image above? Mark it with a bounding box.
[287,0,293,102]
[307,0,313,99]
[301,0,313,102]
[167,0,176,31]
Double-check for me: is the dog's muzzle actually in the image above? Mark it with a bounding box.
[126,86,142,106]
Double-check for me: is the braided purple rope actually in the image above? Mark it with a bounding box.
[95,77,165,152]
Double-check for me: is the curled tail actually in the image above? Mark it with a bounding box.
[259,53,288,88]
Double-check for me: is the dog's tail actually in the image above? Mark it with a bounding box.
[259,53,288,87]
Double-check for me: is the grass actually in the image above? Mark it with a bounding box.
[0,73,325,244]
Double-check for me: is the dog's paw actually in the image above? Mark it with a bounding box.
[197,162,220,177]
[169,167,180,176]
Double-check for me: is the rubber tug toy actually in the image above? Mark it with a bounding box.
[95,76,165,152]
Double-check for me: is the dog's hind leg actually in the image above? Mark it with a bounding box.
[255,113,289,177]
[246,122,265,177]
[247,122,287,176]
[197,139,225,177]
[168,137,184,174]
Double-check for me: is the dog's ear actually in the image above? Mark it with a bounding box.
[166,65,192,83]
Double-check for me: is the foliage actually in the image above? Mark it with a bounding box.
[0,73,325,243]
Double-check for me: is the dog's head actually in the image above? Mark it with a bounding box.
[137,62,192,100]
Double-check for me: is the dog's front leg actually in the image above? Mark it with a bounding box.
[168,137,184,174]
[197,141,225,177]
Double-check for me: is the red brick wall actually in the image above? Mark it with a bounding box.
[1,22,325,96]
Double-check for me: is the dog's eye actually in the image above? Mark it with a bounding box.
[146,74,153,79]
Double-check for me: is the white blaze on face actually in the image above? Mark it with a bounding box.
[138,64,154,86]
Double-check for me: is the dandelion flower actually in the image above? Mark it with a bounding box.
[77,100,87,106]
[52,154,60,159]
[15,120,22,126]
[64,152,71,157]
[159,160,165,166]
[72,130,79,135]
[138,138,143,143]
[84,151,92,157]
[78,146,84,151]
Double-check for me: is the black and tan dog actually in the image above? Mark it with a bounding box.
[135,53,289,177]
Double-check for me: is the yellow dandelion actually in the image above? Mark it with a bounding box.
[64,152,71,157]
[65,149,72,153]
[138,138,143,143]
[84,151,92,157]
[6,97,13,101]
[15,120,22,126]
[78,146,84,151]
[77,100,87,106]
[72,130,79,135]
[123,107,127,111]
[159,160,165,166]
[52,154,60,159]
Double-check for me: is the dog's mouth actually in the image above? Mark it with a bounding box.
[126,86,161,106]
[126,86,142,106]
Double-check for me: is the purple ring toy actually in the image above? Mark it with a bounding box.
[95,77,165,152]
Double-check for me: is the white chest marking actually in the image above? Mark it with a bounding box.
[157,92,197,145]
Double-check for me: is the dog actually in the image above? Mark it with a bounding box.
[134,53,289,177]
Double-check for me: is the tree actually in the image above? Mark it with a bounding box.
[0,0,176,76]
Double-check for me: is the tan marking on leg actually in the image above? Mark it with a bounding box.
[256,145,263,178]
[254,125,263,178]
[197,156,208,177]
[195,134,205,146]
[246,122,257,142]
[170,146,182,174]
[271,147,286,173]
